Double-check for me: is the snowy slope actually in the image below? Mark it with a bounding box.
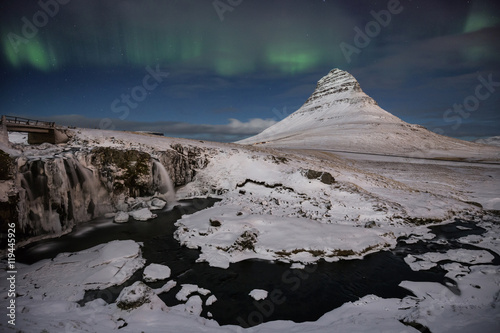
[238,69,500,161]
[475,136,500,147]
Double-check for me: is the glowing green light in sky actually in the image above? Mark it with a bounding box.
[213,56,255,76]
[267,44,320,74]
[2,34,56,71]
[2,35,20,68]
[1,19,327,76]
[464,13,499,33]
[464,2,500,33]
[180,38,202,62]
[0,1,335,76]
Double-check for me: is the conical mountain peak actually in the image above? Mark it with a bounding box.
[238,68,499,159]
[238,68,401,146]
[302,68,377,109]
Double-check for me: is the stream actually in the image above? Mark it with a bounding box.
[16,199,498,328]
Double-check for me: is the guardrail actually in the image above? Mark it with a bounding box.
[0,115,55,128]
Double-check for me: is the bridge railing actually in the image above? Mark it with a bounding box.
[1,115,55,128]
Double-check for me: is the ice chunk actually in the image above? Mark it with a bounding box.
[175,284,211,301]
[143,263,171,282]
[154,280,177,295]
[405,249,494,271]
[206,295,217,306]
[129,208,157,221]
[148,198,167,210]
[249,289,268,300]
[88,240,141,267]
[114,211,129,223]
[176,284,200,301]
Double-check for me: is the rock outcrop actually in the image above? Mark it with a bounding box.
[0,149,17,241]
[0,119,9,147]
[1,143,210,245]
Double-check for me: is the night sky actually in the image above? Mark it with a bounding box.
[1,0,499,142]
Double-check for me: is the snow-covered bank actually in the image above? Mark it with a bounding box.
[175,204,394,268]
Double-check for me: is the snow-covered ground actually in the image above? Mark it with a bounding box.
[327,150,500,211]
[7,131,28,144]
[475,136,500,147]
[2,128,500,332]
[173,143,493,269]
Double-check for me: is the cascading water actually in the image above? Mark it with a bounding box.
[152,160,177,205]
[12,146,201,243]
[16,153,113,240]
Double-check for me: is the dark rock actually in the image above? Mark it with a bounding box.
[305,170,322,179]
[0,150,13,180]
[157,144,210,187]
[304,169,335,185]
[0,194,19,246]
[116,281,154,310]
[320,172,335,185]
[364,221,377,228]
[231,230,258,252]
[210,219,222,227]
[91,147,152,197]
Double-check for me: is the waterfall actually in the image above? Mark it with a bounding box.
[17,153,113,240]
[152,160,177,205]
[12,147,197,243]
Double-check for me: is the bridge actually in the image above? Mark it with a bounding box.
[0,115,69,145]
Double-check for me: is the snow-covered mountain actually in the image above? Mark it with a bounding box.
[238,69,500,161]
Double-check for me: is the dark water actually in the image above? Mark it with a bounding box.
[16,203,497,328]
[16,198,219,264]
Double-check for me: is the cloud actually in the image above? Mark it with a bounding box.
[33,114,276,142]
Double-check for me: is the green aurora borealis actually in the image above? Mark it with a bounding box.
[1,24,339,76]
[2,0,498,74]
[0,0,499,141]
